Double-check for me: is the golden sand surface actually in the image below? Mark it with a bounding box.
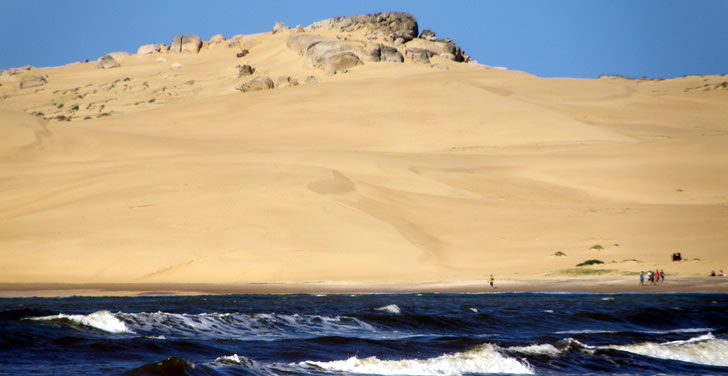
[1,25,727,296]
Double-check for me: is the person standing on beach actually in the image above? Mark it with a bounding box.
[640,271,644,286]
[490,274,494,288]
[661,269,665,282]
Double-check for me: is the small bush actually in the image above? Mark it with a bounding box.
[554,251,567,257]
[577,259,604,267]
[590,244,604,250]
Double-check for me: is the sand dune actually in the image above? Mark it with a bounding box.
[1,17,727,292]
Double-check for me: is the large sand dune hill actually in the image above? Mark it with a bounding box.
[1,14,727,290]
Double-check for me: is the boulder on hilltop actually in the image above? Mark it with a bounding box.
[97,55,120,69]
[307,12,418,43]
[209,34,226,44]
[170,35,203,53]
[404,48,435,64]
[406,38,468,62]
[137,44,167,55]
[272,22,290,34]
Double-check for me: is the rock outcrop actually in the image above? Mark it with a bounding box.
[419,29,436,41]
[19,75,46,89]
[235,76,274,92]
[307,12,418,43]
[97,55,120,69]
[170,35,203,54]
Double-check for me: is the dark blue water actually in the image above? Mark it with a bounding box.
[1,293,727,375]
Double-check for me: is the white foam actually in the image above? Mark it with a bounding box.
[601,297,615,301]
[555,329,616,335]
[606,333,728,367]
[29,310,133,334]
[375,304,401,314]
[214,354,243,364]
[468,307,479,313]
[301,344,533,375]
[508,343,562,357]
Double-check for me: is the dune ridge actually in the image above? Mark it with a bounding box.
[1,13,727,294]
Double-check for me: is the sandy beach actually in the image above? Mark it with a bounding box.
[1,16,727,298]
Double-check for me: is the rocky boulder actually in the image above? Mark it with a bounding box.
[19,75,47,89]
[305,39,376,68]
[325,52,362,75]
[419,29,436,41]
[235,76,274,92]
[307,12,418,43]
[286,34,329,55]
[378,45,404,63]
[404,48,435,64]
[236,64,255,77]
[170,35,203,54]
[272,22,290,34]
[97,55,120,69]
[137,44,166,55]
[405,38,468,62]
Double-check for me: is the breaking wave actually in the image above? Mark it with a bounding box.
[28,310,134,334]
[374,304,401,314]
[607,333,728,367]
[300,343,534,375]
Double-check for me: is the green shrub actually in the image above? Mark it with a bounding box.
[577,259,604,267]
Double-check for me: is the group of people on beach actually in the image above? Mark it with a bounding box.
[710,269,725,277]
[640,269,664,285]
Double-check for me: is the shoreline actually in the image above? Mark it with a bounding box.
[2,276,728,297]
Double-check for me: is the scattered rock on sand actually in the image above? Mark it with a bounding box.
[277,76,299,88]
[170,35,203,54]
[19,75,47,89]
[325,52,362,75]
[305,75,318,84]
[170,63,183,70]
[272,22,290,34]
[97,55,120,69]
[235,76,274,92]
[236,64,255,77]
[236,49,249,58]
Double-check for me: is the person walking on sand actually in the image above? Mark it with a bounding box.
[640,271,644,286]
[490,274,495,288]
[661,269,665,282]
[647,271,653,285]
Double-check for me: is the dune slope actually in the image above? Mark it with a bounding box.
[1,17,727,286]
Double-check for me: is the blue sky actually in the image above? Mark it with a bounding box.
[1,0,726,78]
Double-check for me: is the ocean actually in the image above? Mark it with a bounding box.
[1,293,726,375]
